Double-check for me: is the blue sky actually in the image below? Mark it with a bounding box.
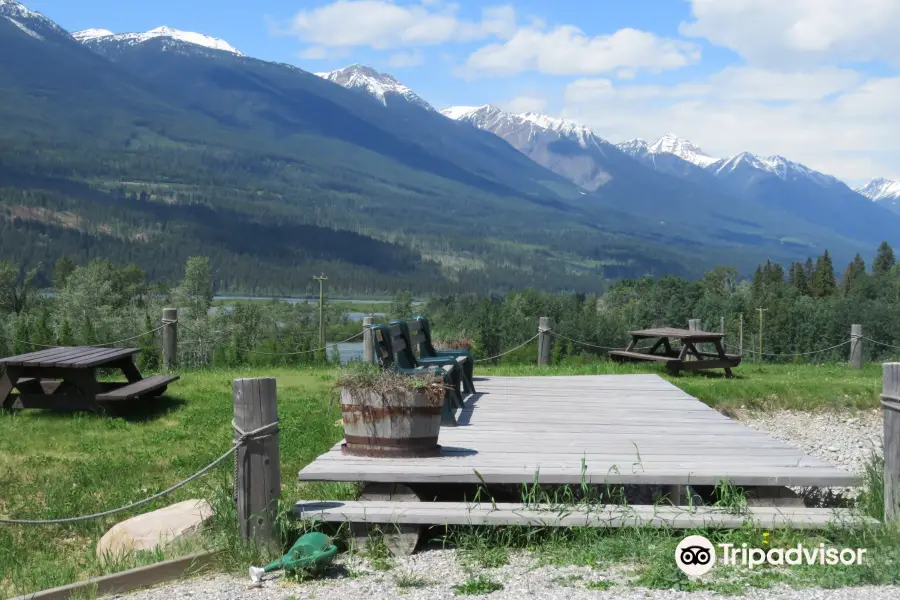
[28,0,900,185]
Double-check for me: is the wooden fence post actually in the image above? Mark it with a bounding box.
[850,324,863,370]
[687,319,701,362]
[363,316,375,364]
[234,377,280,544]
[162,308,177,370]
[882,363,900,523]
[538,317,553,366]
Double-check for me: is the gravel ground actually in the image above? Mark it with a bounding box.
[737,409,883,500]
[117,551,900,600]
[112,409,890,600]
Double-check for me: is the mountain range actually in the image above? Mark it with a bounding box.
[1,0,898,294]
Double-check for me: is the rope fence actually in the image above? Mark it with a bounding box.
[0,420,277,525]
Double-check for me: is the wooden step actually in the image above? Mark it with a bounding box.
[294,500,878,530]
[96,375,179,401]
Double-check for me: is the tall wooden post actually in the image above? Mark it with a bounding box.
[881,364,900,523]
[234,377,280,544]
[162,308,177,370]
[739,313,744,356]
[538,317,553,366]
[363,316,375,364]
[313,274,327,349]
[850,324,863,370]
[687,319,701,361]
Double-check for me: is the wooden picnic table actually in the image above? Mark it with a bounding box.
[0,346,179,412]
[609,327,741,377]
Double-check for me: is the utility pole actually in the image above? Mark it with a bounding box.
[313,274,327,349]
[739,313,744,356]
[757,308,768,363]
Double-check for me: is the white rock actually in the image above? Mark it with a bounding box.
[97,499,212,558]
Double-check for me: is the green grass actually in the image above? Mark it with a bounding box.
[0,367,351,598]
[478,360,883,411]
[395,572,432,589]
[0,360,891,597]
[452,575,504,596]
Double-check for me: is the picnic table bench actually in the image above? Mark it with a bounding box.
[609,327,741,377]
[0,346,179,412]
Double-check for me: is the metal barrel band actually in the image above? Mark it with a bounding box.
[343,434,439,447]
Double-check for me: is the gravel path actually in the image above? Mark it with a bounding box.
[112,409,891,600]
[118,552,900,600]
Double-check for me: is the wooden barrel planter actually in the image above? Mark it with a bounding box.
[340,387,443,458]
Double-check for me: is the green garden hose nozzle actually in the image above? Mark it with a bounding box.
[249,532,338,582]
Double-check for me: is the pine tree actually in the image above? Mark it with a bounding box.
[52,255,76,290]
[803,257,815,281]
[873,241,895,276]
[80,316,97,346]
[788,262,809,295]
[58,318,74,345]
[842,254,866,293]
[810,250,837,298]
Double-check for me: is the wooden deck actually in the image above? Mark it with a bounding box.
[298,375,859,488]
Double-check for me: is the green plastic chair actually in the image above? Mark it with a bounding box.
[371,323,461,426]
[414,316,475,394]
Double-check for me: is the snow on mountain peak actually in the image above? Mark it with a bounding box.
[857,178,900,202]
[518,112,598,146]
[443,105,604,149]
[1,0,63,36]
[440,105,490,120]
[318,64,433,110]
[75,25,243,55]
[72,28,114,42]
[647,133,718,167]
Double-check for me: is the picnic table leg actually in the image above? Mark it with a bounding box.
[0,368,19,410]
[713,339,735,378]
[624,335,638,352]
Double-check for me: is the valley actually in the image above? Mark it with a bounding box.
[0,0,898,294]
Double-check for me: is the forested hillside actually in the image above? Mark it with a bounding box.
[1,4,892,294]
[2,243,897,370]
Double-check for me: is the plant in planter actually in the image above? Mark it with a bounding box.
[432,329,474,351]
[335,362,446,458]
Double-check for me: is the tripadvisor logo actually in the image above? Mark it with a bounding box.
[675,535,868,577]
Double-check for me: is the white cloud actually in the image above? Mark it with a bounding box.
[502,95,547,114]
[281,1,516,50]
[462,25,700,77]
[681,0,900,67]
[562,70,900,181]
[387,49,424,68]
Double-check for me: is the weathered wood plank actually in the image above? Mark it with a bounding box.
[295,500,877,529]
[297,374,857,488]
[96,375,180,401]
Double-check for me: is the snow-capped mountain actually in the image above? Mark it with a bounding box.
[648,134,718,168]
[857,178,900,215]
[73,25,242,56]
[618,135,842,189]
[317,65,433,110]
[857,178,900,202]
[1,0,66,39]
[443,105,603,150]
[708,152,841,188]
[442,104,617,189]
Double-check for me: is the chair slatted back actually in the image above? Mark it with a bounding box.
[388,321,419,370]
[371,324,395,369]
[415,316,439,357]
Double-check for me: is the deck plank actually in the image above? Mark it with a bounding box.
[297,375,859,487]
[295,500,878,529]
